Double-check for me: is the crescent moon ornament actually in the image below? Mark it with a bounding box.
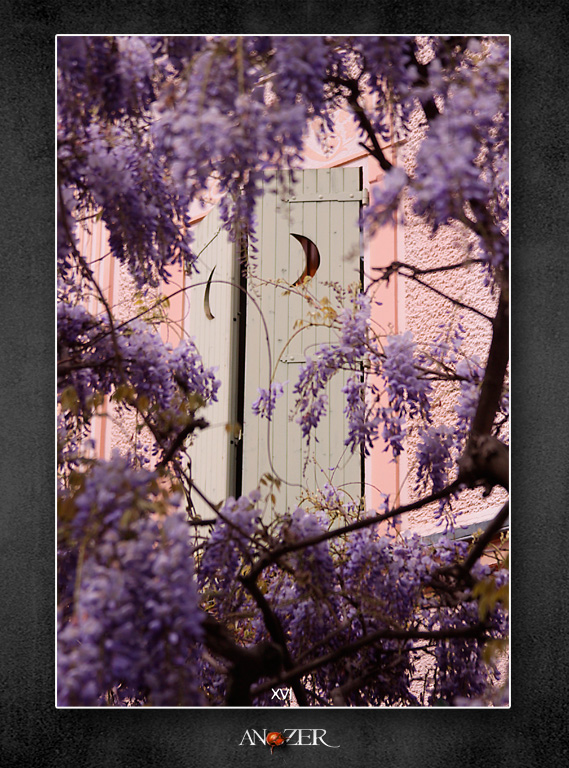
[204,266,216,320]
[290,233,320,286]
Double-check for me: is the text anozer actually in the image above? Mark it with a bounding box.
[239,729,340,748]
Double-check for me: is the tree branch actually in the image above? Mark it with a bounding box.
[250,621,490,698]
[470,288,509,437]
[455,286,509,492]
[247,480,460,583]
[202,614,284,705]
[327,74,393,171]
[156,417,209,469]
[240,574,309,706]
[372,262,493,322]
[373,257,487,278]
[457,434,509,491]
[461,501,509,575]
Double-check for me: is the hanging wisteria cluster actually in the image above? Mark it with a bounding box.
[58,35,509,707]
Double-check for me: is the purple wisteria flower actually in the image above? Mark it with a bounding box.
[251,381,285,420]
[337,292,371,356]
[415,424,455,494]
[150,37,313,244]
[363,166,408,232]
[375,330,433,458]
[58,509,204,707]
[68,452,158,543]
[293,292,371,444]
[198,490,263,595]
[455,357,484,440]
[408,41,509,268]
[297,393,328,440]
[381,331,431,418]
[58,303,220,419]
[343,375,380,456]
[429,319,466,367]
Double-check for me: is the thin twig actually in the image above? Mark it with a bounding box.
[461,501,509,575]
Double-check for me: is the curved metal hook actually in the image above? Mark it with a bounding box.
[290,234,320,286]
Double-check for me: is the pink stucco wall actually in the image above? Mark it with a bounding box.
[398,110,508,535]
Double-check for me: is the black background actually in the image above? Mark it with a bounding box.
[1,2,567,765]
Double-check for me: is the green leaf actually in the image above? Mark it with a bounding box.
[60,386,78,414]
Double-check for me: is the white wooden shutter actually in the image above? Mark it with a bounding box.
[186,207,241,517]
[242,168,364,515]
